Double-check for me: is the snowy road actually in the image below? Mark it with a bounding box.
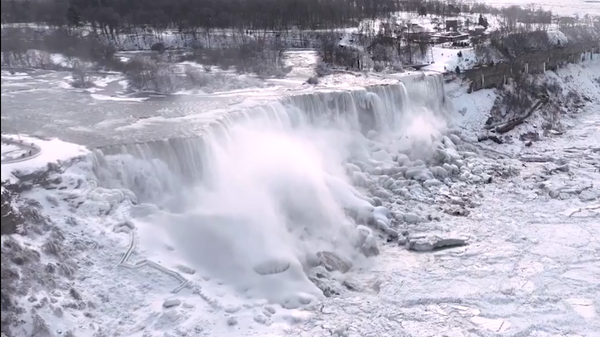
[289,107,600,337]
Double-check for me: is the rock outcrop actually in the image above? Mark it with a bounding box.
[404,233,469,252]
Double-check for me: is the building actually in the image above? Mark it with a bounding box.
[399,23,427,34]
[473,25,486,32]
[446,19,459,32]
[470,25,487,36]
[431,31,469,43]
[409,23,425,33]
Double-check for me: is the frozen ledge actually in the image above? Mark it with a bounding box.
[1,134,89,183]
[1,136,42,164]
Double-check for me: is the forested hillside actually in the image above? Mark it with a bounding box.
[2,0,556,32]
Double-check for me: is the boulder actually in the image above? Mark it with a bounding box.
[430,166,449,179]
[449,134,462,145]
[355,225,379,257]
[397,212,423,224]
[372,149,394,163]
[423,179,442,188]
[253,259,291,275]
[405,233,469,252]
[317,251,352,273]
[352,171,370,186]
[405,168,433,181]
[345,163,362,173]
[372,189,392,199]
[163,299,182,308]
[396,153,411,166]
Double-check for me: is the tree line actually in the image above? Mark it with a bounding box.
[2,0,557,33]
[4,0,397,32]
[2,0,596,83]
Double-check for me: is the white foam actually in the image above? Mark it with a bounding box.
[90,93,148,102]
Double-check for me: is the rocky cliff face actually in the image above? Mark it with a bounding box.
[1,167,75,337]
[1,186,23,236]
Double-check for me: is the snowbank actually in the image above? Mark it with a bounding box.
[90,93,148,102]
[1,135,89,182]
[425,47,479,73]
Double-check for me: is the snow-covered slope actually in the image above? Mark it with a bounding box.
[285,102,600,337]
[447,55,600,139]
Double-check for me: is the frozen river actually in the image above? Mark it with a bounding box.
[1,69,268,148]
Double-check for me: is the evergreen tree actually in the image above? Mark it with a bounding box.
[66,6,80,27]
[478,14,489,29]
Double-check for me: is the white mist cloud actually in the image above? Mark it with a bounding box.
[97,79,451,307]
[148,121,369,305]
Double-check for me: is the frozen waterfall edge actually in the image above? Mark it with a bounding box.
[77,73,453,307]
[89,74,451,197]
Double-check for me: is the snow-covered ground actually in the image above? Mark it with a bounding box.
[424,46,479,73]
[1,47,599,337]
[1,135,88,182]
[448,54,600,137]
[285,103,600,337]
[282,57,600,337]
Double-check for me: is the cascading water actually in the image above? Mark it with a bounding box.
[88,75,452,307]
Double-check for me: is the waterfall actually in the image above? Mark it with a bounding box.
[85,74,451,305]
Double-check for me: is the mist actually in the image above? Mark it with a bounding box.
[92,80,451,307]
